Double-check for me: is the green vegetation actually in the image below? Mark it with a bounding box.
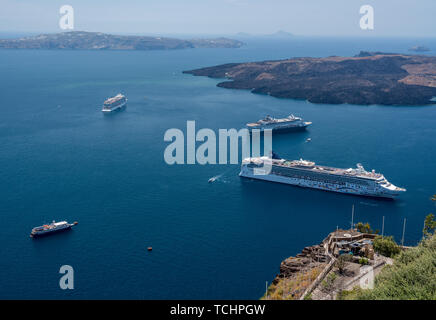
[373,236,401,258]
[423,213,436,238]
[335,254,352,274]
[337,287,362,300]
[322,272,337,291]
[359,257,369,265]
[341,233,436,300]
[355,222,379,234]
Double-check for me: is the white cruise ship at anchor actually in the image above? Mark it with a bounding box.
[102,93,127,113]
[239,156,406,199]
[246,114,311,133]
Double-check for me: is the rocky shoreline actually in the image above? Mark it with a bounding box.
[264,239,331,300]
[184,52,436,105]
[275,244,330,280]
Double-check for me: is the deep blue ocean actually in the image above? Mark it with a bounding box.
[1,37,436,299]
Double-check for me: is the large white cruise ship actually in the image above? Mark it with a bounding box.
[246,114,311,133]
[102,93,127,113]
[239,156,406,199]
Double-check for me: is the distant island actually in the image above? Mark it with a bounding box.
[0,31,244,50]
[235,30,294,39]
[184,51,436,105]
[409,45,430,53]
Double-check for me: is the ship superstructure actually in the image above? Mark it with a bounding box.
[102,93,127,113]
[246,114,311,133]
[239,156,406,199]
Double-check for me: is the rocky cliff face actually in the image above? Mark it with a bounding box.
[274,244,330,283]
[184,52,436,105]
[263,243,331,300]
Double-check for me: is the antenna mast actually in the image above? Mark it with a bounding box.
[351,205,355,230]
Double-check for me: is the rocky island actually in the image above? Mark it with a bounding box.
[184,51,436,105]
[0,31,244,51]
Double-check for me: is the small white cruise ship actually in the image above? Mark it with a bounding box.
[102,93,127,113]
[30,220,78,238]
[246,114,311,133]
[239,155,406,199]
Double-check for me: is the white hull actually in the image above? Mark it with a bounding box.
[102,101,127,113]
[248,122,311,132]
[239,169,401,199]
[30,224,73,237]
[33,224,71,234]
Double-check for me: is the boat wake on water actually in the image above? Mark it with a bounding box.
[359,201,379,207]
[208,174,222,183]
[208,167,238,184]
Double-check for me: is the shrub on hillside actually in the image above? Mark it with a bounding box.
[355,222,378,234]
[373,236,401,258]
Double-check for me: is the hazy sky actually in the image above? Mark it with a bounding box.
[1,0,435,37]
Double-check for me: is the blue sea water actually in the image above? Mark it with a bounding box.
[0,37,436,299]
